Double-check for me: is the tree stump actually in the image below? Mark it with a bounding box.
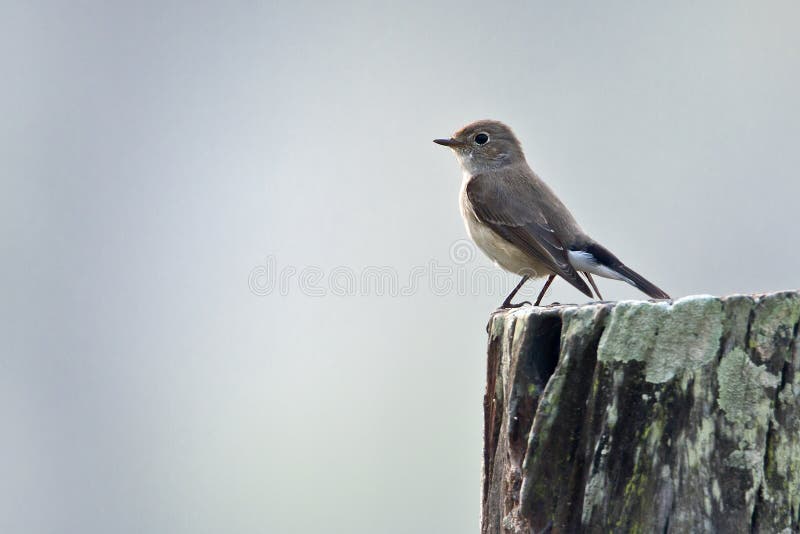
[482,292,800,533]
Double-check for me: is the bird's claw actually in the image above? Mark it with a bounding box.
[498,300,531,310]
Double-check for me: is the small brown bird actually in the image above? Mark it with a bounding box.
[434,120,670,308]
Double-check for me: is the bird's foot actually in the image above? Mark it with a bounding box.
[498,300,531,310]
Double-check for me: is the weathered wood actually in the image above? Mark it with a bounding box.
[482,292,800,534]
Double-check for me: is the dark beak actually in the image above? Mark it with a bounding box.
[433,138,463,147]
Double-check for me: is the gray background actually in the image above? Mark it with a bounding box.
[3,1,799,533]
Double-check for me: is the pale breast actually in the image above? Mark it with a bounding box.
[459,175,550,278]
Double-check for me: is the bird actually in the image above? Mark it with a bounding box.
[434,119,670,309]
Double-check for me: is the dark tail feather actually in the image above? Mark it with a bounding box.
[583,242,671,300]
[613,264,671,300]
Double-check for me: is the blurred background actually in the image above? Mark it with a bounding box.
[3,1,800,532]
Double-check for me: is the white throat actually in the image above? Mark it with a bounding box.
[456,151,512,175]
[455,151,478,175]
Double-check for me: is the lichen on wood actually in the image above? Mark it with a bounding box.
[481,291,800,534]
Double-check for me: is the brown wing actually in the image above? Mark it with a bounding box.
[466,173,592,297]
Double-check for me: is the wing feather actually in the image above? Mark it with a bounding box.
[466,173,593,297]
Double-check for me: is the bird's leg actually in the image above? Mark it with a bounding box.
[583,272,603,300]
[499,275,530,309]
[533,274,556,306]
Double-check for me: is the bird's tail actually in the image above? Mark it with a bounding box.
[576,242,671,300]
[611,263,671,300]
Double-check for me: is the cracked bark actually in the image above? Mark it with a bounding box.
[481,292,800,534]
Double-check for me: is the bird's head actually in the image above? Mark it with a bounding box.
[434,120,525,173]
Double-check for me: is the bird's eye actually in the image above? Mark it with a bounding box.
[474,133,489,145]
